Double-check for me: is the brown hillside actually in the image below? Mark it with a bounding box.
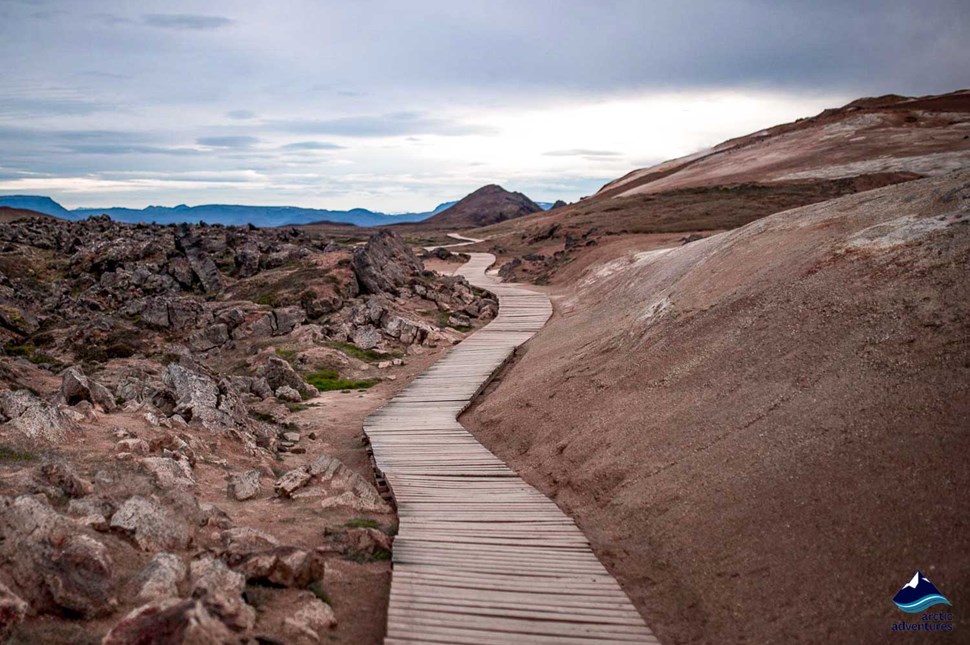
[0,206,54,223]
[463,171,970,644]
[414,184,542,229]
[594,90,970,199]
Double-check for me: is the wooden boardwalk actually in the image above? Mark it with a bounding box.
[364,253,658,644]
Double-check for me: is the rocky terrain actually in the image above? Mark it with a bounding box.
[464,171,970,643]
[0,215,496,642]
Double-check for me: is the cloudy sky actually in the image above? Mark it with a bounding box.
[0,0,967,212]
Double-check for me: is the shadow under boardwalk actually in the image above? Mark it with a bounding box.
[364,253,658,644]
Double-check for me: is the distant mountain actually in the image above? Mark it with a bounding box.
[0,195,71,217]
[416,184,543,229]
[0,195,458,227]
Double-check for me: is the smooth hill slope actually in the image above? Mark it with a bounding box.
[461,90,970,283]
[0,206,54,223]
[596,90,970,198]
[463,171,970,643]
[414,184,542,229]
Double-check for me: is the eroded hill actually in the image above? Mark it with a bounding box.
[463,171,970,644]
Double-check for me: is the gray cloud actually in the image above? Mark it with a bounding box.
[269,112,495,138]
[0,0,967,211]
[142,14,233,31]
[197,136,259,149]
[281,141,345,151]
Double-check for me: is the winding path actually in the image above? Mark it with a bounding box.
[364,253,657,644]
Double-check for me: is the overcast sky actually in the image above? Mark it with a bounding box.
[0,0,967,211]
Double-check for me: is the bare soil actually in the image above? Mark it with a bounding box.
[462,171,970,644]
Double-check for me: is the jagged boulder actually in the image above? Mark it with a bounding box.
[0,389,79,443]
[102,598,235,645]
[258,357,317,400]
[352,230,423,295]
[60,366,117,411]
[274,454,391,513]
[0,495,116,618]
[110,496,192,551]
[226,470,261,501]
[283,593,337,641]
[161,363,252,433]
[135,553,187,602]
[189,556,255,631]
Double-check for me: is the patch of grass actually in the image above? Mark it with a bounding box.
[254,291,280,307]
[3,343,63,368]
[0,445,38,463]
[26,351,62,366]
[3,344,33,357]
[285,402,310,413]
[250,411,276,424]
[345,518,381,530]
[309,580,332,605]
[344,547,392,564]
[437,312,472,332]
[305,369,379,392]
[274,347,297,363]
[325,341,390,363]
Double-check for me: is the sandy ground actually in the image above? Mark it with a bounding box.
[462,171,970,644]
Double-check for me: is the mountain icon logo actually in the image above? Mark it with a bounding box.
[892,571,952,613]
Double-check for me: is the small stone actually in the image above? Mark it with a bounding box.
[135,553,186,602]
[116,438,150,455]
[227,470,261,501]
[189,556,255,631]
[282,431,301,443]
[275,468,313,497]
[275,385,303,403]
[110,496,192,551]
[284,592,337,641]
[102,598,234,645]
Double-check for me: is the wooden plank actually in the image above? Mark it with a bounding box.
[363,252,657,644]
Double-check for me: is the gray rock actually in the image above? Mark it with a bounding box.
[231,546,326,588]
[275,385,303,403]
[0,389,79,443]
[273,306,306,335]
[274,468,313,497]
[135,553,186,602]
[162,363,252,433]
[189,555,255,631]
[43,533,116,618]
[227,470,261,501]
[102,598,235,645]
[60,366,117,412]
[140,457,196,490]
[352,324,381,350]
[259,356,317,400]
[221,527,280,560]
[352,230,423,295]
[110,496,192,551]
[284,592,337,640]
[38,461,93,498]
